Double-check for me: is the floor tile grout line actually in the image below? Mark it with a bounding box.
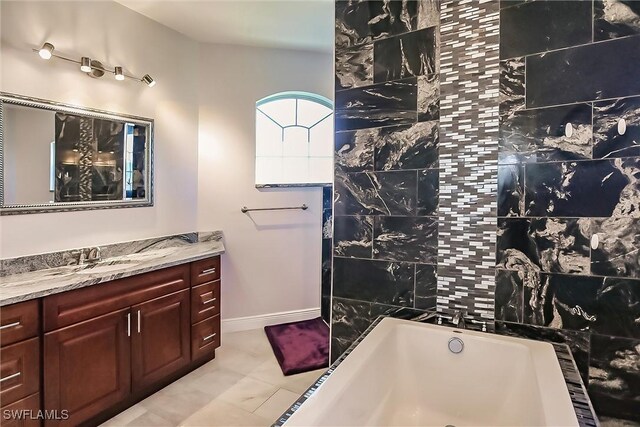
[251,388,281,415]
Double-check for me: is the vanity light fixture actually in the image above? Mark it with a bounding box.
[142,74,156,88]
[38,42,55,59]
[33,41,156,88]
[80,57,92,73]
[114,66,125,81]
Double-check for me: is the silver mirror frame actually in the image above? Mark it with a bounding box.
[0,92,154,215]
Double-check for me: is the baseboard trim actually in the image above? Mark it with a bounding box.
[221,308,321,333]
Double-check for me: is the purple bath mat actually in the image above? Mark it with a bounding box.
[264,317,329,376]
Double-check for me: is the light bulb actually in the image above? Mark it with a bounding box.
[39,42,55,59]
[115,66,125,81]
[80,57,92,73]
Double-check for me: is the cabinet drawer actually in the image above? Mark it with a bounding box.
[190,257,220,285]
[43,265,189,332]
[1,300,39,346]
[1,393,41,427]
[0,338,39,407]
[191,315,220,361]
[191,281,220,323]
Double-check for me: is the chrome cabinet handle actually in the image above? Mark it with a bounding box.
[127,313,131,337]
[202,267,217,275]
[137,310,141,333]
[203,332,217,341]
[0,321,20,330]
[0,372,21,383]
[202,298,217,305]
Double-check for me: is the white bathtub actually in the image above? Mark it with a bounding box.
[284,317,579,426]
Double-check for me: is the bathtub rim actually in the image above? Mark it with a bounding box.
[273,314,599,427]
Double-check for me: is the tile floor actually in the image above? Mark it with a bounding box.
[100,329,326,427]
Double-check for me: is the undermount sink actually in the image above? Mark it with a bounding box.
[76,262,139,275]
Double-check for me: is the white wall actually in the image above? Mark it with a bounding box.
[0,0,199,258]
[196,44,333,319]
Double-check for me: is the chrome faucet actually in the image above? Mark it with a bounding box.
[452,309,467,329]
[86,246,102,263]
[72,249,86,265]
[71,246,101,265]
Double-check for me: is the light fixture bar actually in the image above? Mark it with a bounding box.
[32,43,155,87]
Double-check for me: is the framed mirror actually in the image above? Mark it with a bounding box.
[0,93,154,215]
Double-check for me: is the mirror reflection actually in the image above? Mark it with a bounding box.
[1,96,153,213]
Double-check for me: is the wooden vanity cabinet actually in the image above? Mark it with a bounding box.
[44,308,131,427]
[42,265,190,426]
[0,300,40,426]
[0,256,220,426]
[190,259,221,362]
[131,289,190,392]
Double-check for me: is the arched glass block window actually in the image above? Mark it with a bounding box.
[255,92,333,187]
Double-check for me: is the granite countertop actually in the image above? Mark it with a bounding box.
[0,235,225,307]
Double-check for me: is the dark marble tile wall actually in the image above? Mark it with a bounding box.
[498,0,640,420]
[321,186,332,324]
[332,0,440,361]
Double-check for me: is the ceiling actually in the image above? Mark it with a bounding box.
[116,0,334,53]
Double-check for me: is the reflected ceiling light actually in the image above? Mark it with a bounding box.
[32,41,156,87]
[38,42,55,59]
[114,66,125,81]
[142,74,156,87]
[80,57,92,73]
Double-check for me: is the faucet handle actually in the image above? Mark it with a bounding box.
[87,246,102,262]
[70,249,86,265]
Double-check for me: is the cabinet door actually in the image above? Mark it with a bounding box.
[1,393,41,427]
[131,289,190,391]
[44,308,131,427]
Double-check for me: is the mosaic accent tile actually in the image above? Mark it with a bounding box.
[437,0,500,320]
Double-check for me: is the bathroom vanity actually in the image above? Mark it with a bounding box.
[0,234,223,426]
